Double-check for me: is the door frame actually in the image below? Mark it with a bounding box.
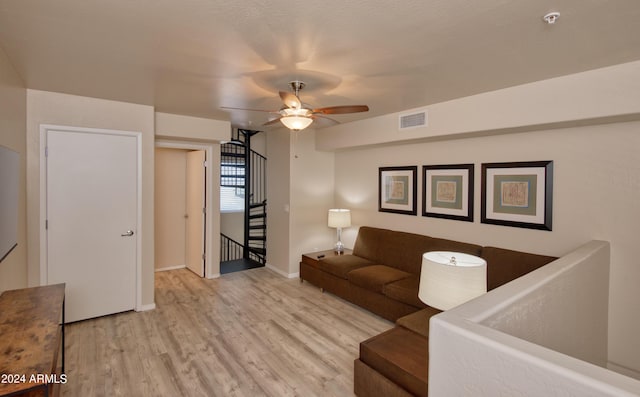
[155,140,218,279]
[39,124,143,310]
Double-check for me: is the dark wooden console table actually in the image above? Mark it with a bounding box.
[301,248,352,266]
[301,248,353,289]
[0,284,65,397]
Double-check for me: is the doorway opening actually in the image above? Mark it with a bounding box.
[220,129,267,274]
[155,141,216,278]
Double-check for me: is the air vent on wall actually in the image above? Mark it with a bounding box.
[399,109,428,130]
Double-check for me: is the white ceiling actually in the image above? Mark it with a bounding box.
[1,0,639,130]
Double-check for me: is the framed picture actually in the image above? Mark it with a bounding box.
[379,166,417,215]
[481,161,553,230]
[422,164,474,222]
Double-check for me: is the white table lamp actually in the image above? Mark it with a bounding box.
[328,209,351,253]
[418,251,487,310]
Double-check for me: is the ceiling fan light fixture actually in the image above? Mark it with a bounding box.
[280,115,313,131]
[224,80,369,130]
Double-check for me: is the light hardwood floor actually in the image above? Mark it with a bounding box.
[62,267,392,396]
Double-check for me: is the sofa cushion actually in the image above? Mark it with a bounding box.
[481,246,557,291]
[352,227,390,263]
[353,227,483,275]
[347,265,412,293]
[395,306,442,338]
[426,237,483,257]
[382,276,424,308]
[354,227,436,274]
[317,254,378,280]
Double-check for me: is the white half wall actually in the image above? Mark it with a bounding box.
[429,240,640,396]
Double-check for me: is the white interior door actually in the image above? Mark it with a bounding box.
[185,150,205,277]
[46,129,137,322]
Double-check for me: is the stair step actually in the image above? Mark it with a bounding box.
[248,236,266,241]
[249,225,266,230]
[249,201,267,209]
[249,213,266,219]
[248,247,266,255]
[221,152,245,158]
[221,184,245,189]
[221,174,245,179]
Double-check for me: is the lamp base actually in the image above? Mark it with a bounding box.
[334,240,345,253]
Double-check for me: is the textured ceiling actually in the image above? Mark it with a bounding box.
[1,0,639,130]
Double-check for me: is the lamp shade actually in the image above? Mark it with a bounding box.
[328,209,351,228]
[280,115,313,131]
[418,251,487,311]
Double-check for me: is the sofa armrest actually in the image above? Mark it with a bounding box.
[395,306,442,338]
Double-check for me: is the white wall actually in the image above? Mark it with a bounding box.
[251,130,267,157]
[26,89,156,308]
[154,148,187,270]
[266,129,336,277]
[220,212,244,244]
[317,60,640,151]
[266,128,291,276]
[333,121,640,375]
[325,61,640,374]
[289,130,336,274]
[429,240,640,396]
[0,47,27,293]
[155,112,230,142]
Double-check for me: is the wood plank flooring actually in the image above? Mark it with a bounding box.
[62,267,392,396]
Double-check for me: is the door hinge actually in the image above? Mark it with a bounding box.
[202,253,206,261]
[45,220,48,230]
[45,146,48,157]
[203,160,208,168]
[202,207,206,214]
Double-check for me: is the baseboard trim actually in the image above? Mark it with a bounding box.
[607,361,640,381]
[155,265,186,272]
[136,303,156,312]
[266,263,300,279]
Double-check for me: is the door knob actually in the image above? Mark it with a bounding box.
[121,230,134,237]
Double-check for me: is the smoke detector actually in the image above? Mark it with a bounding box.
[543,12,560,24]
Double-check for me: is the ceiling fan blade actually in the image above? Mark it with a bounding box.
[313,105,369,115]
[262,117,283,126]
[311,114,339,126]
[279,91,301,109]
[221,106,278,113]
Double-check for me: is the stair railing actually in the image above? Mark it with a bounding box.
[220,129,267,266]
[220,233,244,262]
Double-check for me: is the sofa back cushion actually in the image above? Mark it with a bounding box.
[353,227,482,275]
[481,246,557,290]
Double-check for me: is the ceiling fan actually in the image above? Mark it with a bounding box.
[221,80,369,131]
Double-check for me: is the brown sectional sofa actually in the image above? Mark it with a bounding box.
[300,226,556,322]
[299,226,558,396]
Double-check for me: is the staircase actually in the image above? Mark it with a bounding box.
[220,129,267,267]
